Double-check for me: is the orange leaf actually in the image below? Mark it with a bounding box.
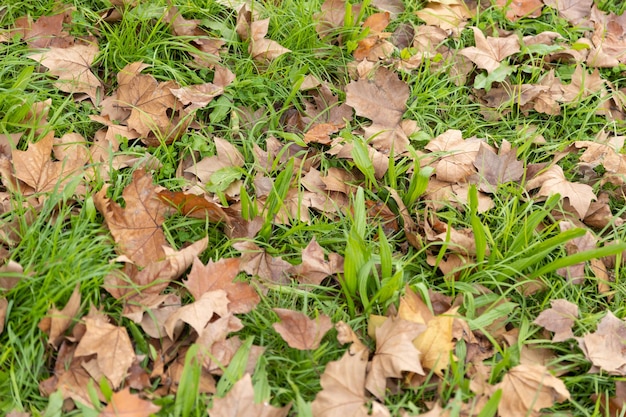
[100,387,161,417]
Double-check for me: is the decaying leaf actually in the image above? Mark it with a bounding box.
[209,373,291,417]
[38,284,81,348]
[164,289,230,339]
[272,308,333,350]
[577,311,626,375]
[292,237,344,285]
[534,299,578,342]
[100,387,161,417]
[497,364,570,417]
[459,27,521,74]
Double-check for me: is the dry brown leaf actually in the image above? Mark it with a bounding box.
[365,317,425,399]
[0,297,7,335]
[29,43,102,102]
[372,0,404,18]
[74,315,136,388]
[210,373,291,417]
[292,237,344,285]
[100,387,161,417]
[543,0,592,25]
[412,307,458,376]
[183,257,259,314]
[272,308,333,350]
[577,311,626,375]
[246,18,290,62]
[497,364,570,417]
[459,27,521,74]
[314,0,362,40]
[335,320,369,359]
[169,66,234,111]
[555,221,597,283]
[12,132,87,195]
[525,164,596,219]
[234,241,294,285]
[415,2,473,34]
[424,130,486,184]
[533,298,578,342]
[14,11,71,48]
[311,349,374,417]
[38,283,81,348]
[471,142,524,192]
[164,289,230,339]
[95,169,170,267]
[496,0,543,20]
[158,190,230,223]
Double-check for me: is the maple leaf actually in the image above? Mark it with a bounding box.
[234,241,294,285]
[372,0,404,18]
[184,137,245,184]
[158,189,231,223]
[209,374,291,417]
[365,317,425,399]
[496,0,543,21]
[575,134,626,185]
[169,66,235,111]
[100,387,161,417]
[415,1,474,34]
[555,221,597,283]
[533,298,578,342]
[497,364,570,417]
[412,307,458,376]
[38,283,81,348]
[240,17,290,62]
[577,311,626,375]
[525,164,596,219]
[471,142,524,193]
[164,289,230,339]
[345,67,410,154]
[543,0,592,25]
[424,129,486,183]
[11,132,87,194]
[74,315,136,388]
[314,0,362,40]
[94,169,170,267]
[272,308,332,350]
[459,27,521,74]
[292,237,344,285]
[311,349,372,417]
[29,43,102,102]
[183,257,259,314]
[14,10,73,48]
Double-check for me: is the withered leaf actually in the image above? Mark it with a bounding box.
[272,308,333,350]
[38,283,81,348]
[534,298,578,342]
[555,221,597,283]
[365,317,425,399]
[234,241,294,285]
[577,311,626,375]
[497,364,570,417]
[164,289,230,339]
[459,27,521,74]
[472,142,524,193]
[74,315,136,388]
[543,0,592,25]
[496,0,543,20]
[412,308,458,376]
[209,373,291,417]
[94,169,169,267]
[100,387,161,417]
[292,237,344,285]
[415,2,473,34]
[169,66,235,111]
[29,44,102,102]
[0,297,7,335]
[158,189,230,223]
[183,257,259,314]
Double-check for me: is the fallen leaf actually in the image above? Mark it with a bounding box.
[472,142,524,193]
[372,0,404,18]
[292,237,344,285]
[169,66,235,111]
[158,190,230,223]
[577,311,626,375]
[556,221,597,283]
[459,27,521,74]
[533,299,578,342]
[543,0,592,25]
[94,169,170,267]
[415,1,473,34]
[14,11,71,48]
[164,290,230,339]
[365,317,425,399]
[525,165,596,219]
[74,315,136,388]
[497,364,570,417]
[234,241,294,285]
[209,373,291,417]
[100,387,161,417]
[0,297,7,335]
[38,284,81,348]
[29,43,102,102]
[412,308,458,376]
[424,130,486,183]
[496,0,543,20]
[272,308,333,350]
[183,257,259,314]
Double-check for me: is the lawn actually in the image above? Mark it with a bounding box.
[2,0,626,415]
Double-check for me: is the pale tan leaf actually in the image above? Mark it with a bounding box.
[272,309,333,350]
[533,299,578,342]
[100,387,161,417]
[164,290,230,339]
[209,374,291,417]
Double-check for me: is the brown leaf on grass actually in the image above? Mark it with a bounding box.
[496,0,543,21]
[415,1,473,34]
[365,317,425,399]
[158,190,230,223]
[234,241,294,285]
[372,0,404,18]
[29,43,102,102]
[577,311,626,375]
[424,129,486,183]
[353,12,394,61]
[169,66,235,111]
[292,237,344,285]
[95,169,170,267]
[100,387,161,417]
[525,164,596,219]
[184,137,245,184]
[74,315,135,388]
[38,284,81,348]
[556,221,597,283]
[183,257,259,314]
[497,364,570,417]
[303,122,342,145]
[345,67,410,154]
[243,18,290,62]
[459,27,521,74]
[164,290,230,339]
[575,134,626,185]
[272,309,333,350]
[543,0,592,25]
[412,308,458,376]
[210,373,291,417]
[14,11,71,48]
[533,299,578,342]
[335,320,369,359]
[471,142,524,192]
[164,3,202,37]
[11,132,87,194]
[311,349,375,417]
[314,0,362,40]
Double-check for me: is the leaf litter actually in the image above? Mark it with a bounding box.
[4,0,626,415]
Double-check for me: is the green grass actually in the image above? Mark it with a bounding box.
[2,0,626,415]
